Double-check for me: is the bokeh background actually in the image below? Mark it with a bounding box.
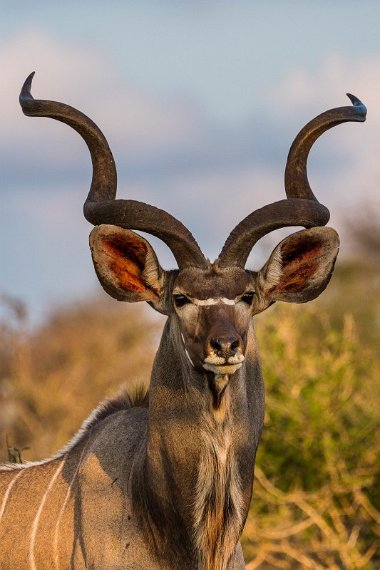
[1,2,380,568]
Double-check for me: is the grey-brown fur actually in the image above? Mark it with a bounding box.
[0,76,365,569]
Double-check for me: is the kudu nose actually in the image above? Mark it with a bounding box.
[209,336,241,359]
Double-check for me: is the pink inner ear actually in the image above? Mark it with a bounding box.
[277,236,324,293]
[103,236,149,294]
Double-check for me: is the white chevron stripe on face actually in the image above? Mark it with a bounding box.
[192,298,236,306]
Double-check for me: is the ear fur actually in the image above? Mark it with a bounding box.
[89,225,165,305]
[255,227,339,310]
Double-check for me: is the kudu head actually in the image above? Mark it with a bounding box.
[20,73,366,403]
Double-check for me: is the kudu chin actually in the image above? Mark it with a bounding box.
[0,73,366,569]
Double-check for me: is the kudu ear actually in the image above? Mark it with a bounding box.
[255,227,339,309]
[89,225,166,310]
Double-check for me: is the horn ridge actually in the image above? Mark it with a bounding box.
[20,73,208,269]
[83,199,208,268]
[218,199,330,268]
[285,93,367,200]
[218,94,366,268]
[20,72,117,203]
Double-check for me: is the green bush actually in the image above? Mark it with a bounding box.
[243,293,380,568]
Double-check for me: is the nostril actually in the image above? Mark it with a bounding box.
[209,336,240,357]
[210,338,223,352]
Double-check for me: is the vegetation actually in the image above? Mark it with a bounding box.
[245,302,380,568]
[0,297,161,461]
[1,225,379,568]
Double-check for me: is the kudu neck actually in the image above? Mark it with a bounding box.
[133,317,265,566]
[149,317,262,413]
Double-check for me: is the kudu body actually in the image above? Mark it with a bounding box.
[0,74,366,569]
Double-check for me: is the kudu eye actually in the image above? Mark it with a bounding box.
[241,291,255,305]
[174,294,191,308]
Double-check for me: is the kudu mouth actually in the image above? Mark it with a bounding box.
[203,330,245,377]
[203,351,245,411]
[203,354,245,376]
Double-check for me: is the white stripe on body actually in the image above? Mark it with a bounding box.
[53,435,93,569]
[0,470,24,523]
[29,462,63,570]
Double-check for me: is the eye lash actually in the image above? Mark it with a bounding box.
[174,294,191,308]
[241,291,255,305]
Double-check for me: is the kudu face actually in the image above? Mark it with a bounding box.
[171,266,252,375]
[89,225,254,378]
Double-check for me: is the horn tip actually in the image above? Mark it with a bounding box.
[19,71,36,110]
[346,92,367,119]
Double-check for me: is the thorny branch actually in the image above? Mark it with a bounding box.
[244,466,379,569]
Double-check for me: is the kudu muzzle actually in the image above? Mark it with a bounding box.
[202,305,246,376]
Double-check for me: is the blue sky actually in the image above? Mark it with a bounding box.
[1,1,380,324]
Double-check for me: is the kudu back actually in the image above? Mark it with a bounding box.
[0,74,366,569]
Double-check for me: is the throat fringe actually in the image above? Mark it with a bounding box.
[193,421,243,570]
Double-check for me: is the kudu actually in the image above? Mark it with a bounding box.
[0,73,366,570]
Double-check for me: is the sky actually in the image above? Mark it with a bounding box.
[1,1,380,325]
